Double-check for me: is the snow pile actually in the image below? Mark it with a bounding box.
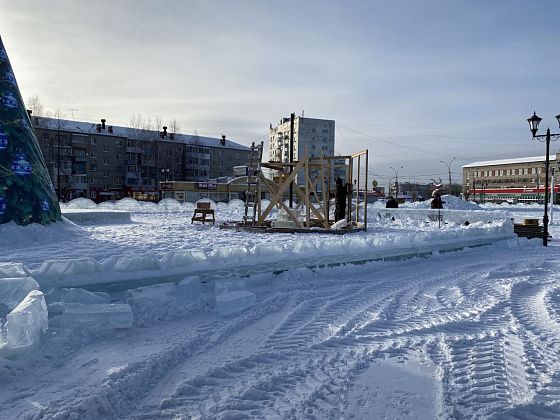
[66,198,98,209]
[158,198,184,211]
[5,290,48,349]
[115,197,143,211]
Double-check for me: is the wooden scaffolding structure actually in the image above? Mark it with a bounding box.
[224,149,368,233]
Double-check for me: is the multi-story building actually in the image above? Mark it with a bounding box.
[31,115,250,202]
[462,153,560,204]
[269,116,339,185]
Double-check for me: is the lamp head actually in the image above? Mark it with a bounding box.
[527,111,542,137]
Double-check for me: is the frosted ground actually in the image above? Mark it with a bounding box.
[1,196,560,419]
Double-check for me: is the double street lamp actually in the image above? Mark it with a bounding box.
[526,111,560,246]
[389,166,403,196]
[440,157,456,194]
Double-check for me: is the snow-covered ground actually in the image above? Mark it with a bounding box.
[1,196,560,419]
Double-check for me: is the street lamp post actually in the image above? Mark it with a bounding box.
[440,157,456,194]
[526,111,560,246]
[389,166,403,197]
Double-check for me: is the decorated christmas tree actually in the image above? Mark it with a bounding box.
[0,36,61,225]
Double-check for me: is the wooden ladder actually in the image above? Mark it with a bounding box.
[243,141,263,225]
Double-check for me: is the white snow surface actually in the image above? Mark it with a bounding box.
[1,198,560,418]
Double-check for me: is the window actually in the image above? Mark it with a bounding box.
[103,170,108,178]
[116,140,121,146]
[90,164,97,171]
[103,145,109,152]
[90,150,96,157]
[103,158,110,165]
[91,138,97,145]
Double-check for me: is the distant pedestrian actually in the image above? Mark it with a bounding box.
[386,196,398,208]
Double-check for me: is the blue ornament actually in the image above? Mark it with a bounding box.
[4,71,15,85]
[0,197,5,215]
[41,199,49,212]
[0,48,6,61]
[12,152,32,176]
[0,129,7,150]
[2,93,17,109]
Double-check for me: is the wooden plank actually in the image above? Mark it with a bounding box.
[258,160,305,224]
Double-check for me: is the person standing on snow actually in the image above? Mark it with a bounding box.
[334,177,348,221]
[431,190,444,209]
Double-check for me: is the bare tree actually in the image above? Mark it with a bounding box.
[168,118,180,136]
[26,95,45,116]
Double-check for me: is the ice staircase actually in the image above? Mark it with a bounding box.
[243,141,263,225]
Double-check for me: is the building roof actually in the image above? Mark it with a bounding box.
[462,155,557,168]
[32,116,251,151]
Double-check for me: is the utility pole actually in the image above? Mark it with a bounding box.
[289,112,295,208]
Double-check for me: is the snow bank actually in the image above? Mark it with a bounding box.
[38,258,102,280]
[103,253,161,272]
[0,219,86,248]
[5,290,48,349]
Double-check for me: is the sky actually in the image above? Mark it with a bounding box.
[1,0,560,187]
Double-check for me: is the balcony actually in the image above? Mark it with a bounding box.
[126,171,141,179]
[126,146,142,154]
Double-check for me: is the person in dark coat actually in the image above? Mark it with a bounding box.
[386,196,398,208]
[431,191,443,209]
[334,177,347,221]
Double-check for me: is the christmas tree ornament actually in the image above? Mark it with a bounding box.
[5,71,15,85]
[2,92,17,109]
[0,197,6,215]
[0,126,7,149]
[12,152,32,176]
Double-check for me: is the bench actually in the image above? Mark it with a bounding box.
[191,201,215,224]
[513,219,547,240]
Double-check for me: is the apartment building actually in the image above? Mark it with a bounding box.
[32,116,250,202]
[269,116,340,185]
[462,153,560,203]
